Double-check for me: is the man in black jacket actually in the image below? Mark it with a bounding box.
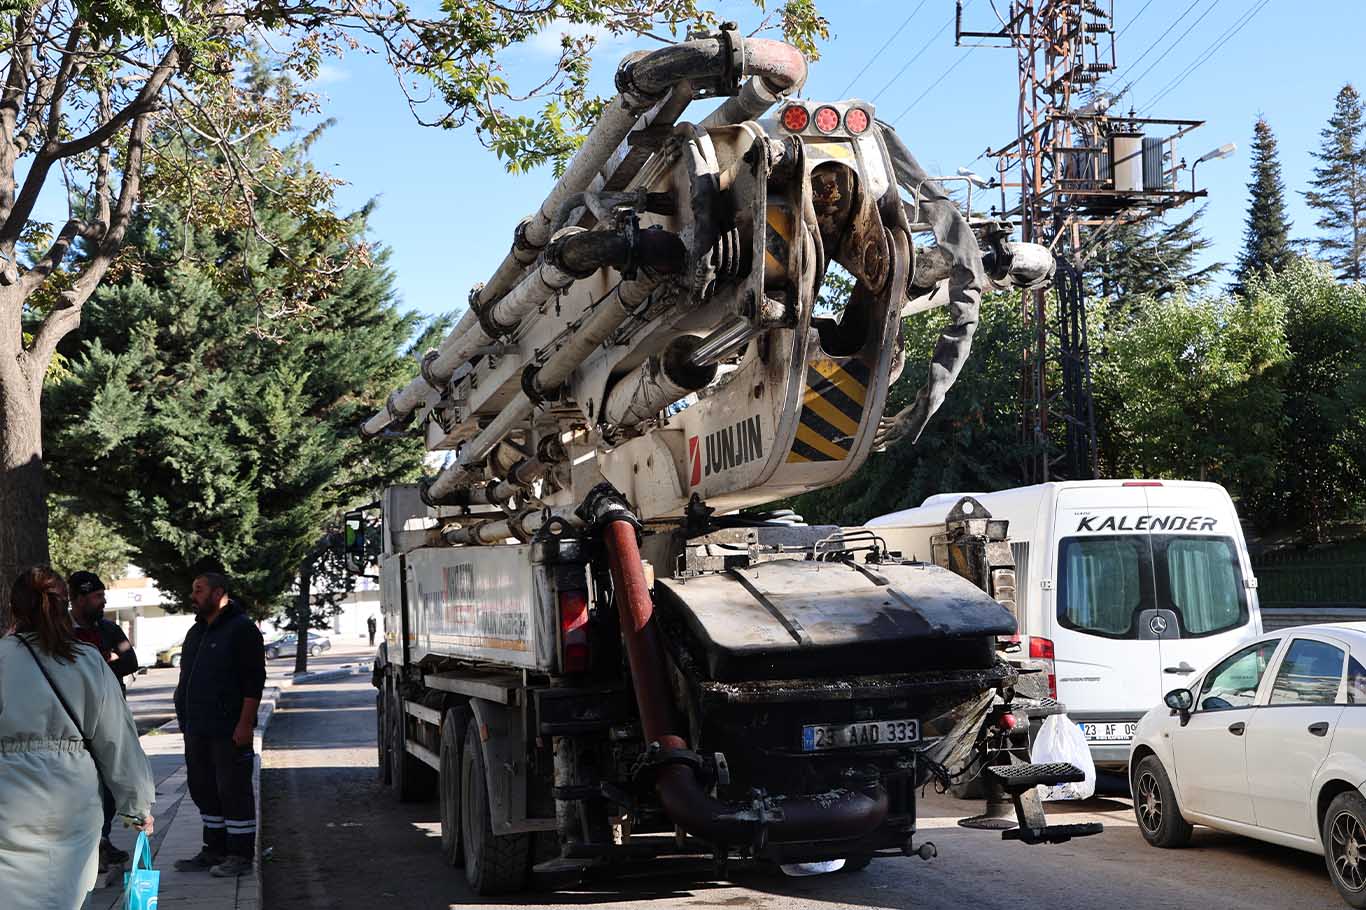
[172,569,266,878]
[69,570,140,869]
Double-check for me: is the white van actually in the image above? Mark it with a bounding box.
[867,480,1263,770]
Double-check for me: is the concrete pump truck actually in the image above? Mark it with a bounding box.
[347,24,1097,895]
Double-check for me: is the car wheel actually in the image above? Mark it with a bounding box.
[309,645,320,657]
[1323,791,1366,908]
[170,654,180,668]
[1133,755,1192,848]
[266,648,278,660]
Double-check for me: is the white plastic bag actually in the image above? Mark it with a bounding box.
[1029,713,1096,801]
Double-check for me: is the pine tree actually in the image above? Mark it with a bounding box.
[1234,117,1294,292]
[1305,84,1366,281]
[43,129,444,615]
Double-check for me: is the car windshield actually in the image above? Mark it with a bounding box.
[1058,534,1248,639]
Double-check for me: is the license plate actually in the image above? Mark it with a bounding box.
[1078,721,1137,742]
[802,718,920,751]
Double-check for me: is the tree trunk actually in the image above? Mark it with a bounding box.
[0,360,49,629]
[293,555,313,675]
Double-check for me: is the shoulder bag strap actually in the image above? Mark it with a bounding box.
[15,634,108,790]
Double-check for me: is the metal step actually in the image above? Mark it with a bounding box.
[986,762,1085,793]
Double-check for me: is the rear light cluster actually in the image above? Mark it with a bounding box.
[777,102,873,137]
[1029,636,1057,700]
[559,590,590,673]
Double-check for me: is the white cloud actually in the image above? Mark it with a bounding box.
[313,63,350,86]
[520,19,635,59]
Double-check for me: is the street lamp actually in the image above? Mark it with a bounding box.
[1191,142,1236,192]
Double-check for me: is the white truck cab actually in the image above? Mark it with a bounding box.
[867,480,1263,771]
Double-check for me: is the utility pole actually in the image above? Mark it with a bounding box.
[956,0,1208,482]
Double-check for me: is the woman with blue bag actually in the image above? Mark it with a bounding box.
[0,567,156,910]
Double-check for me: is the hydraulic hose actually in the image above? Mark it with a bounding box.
[578,484,889,849]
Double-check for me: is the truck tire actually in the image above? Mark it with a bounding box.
[388,682,436,802]
[377,690,391,786]
[439,708,465,867]
[460,716,530,895]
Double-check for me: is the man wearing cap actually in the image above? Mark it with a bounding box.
[69,570,141,869]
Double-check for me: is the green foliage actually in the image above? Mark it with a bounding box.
[788,294,1031,525]
[43,131,438,617]
[1305,83,1366,281]
[1090,285,1288,520]
[1266,261,1366,538]
[47,496,132,582]
[1234,117,1295,292]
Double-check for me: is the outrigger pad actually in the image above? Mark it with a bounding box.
[1001,822,1104,845]
[985,762,1085,793]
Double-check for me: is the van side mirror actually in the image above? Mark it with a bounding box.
[1165,687,1193,725]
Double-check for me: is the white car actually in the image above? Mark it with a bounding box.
[1130,623,1366,907]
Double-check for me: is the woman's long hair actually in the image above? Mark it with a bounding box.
[11,566,78,662]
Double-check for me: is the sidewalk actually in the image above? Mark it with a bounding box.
[87,645,375,910]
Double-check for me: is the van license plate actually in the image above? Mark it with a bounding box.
[802,719,920,751]
[1078,722,1137,742]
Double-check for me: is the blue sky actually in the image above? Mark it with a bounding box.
[300,1,1356,318]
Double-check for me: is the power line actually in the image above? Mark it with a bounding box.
[1116,0,1158,39]
[891,47,977,125]
[1106,0,1204,94]
[1141,0,1272,115]
[1118,0,1222,96]
[870,0,970,104]
[838,0,930,98]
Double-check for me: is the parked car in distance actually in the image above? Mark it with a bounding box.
[265,632,331,660]
[156,642,183,668]
[1130,623,1366,907]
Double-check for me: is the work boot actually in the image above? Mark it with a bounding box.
[100,838,130,868]
[210,855,253,878]
[174,849,224,872]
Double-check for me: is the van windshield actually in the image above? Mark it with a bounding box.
[1057,534,1248,639]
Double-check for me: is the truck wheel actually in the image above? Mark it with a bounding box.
[841,855,873,873]
[389,683,436,802]
[439,708,465,867]
[461,716,530,895]
[1132,755,1192,848]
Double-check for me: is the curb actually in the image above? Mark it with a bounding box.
[289,661,372,685]
[251,679,290,907]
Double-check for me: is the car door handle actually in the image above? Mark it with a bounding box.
[1164,663,1196,675]
[1228,722,1246,736]
[1309,722,1330,737]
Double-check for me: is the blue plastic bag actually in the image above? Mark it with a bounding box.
[122,832,160,910]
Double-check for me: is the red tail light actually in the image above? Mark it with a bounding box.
[1123,480,1163,487]
[813,105,841,134]
[780,105,810,132]
[844,108,870,134]
[559,590,590,673]
[1029,636,1058,700]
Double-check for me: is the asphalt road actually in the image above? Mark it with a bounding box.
[260,667,1346,910]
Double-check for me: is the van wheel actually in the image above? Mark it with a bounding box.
[1323,791,1366,908]
[439,708,465,867]
[1132,755,1192,848]
[376,690,391,785]
[388,683,436,802]
[461,716,530,894]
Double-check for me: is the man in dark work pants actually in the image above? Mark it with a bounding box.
[172,570,265,877]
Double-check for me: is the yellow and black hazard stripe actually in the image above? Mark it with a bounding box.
[787,357,870,463]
